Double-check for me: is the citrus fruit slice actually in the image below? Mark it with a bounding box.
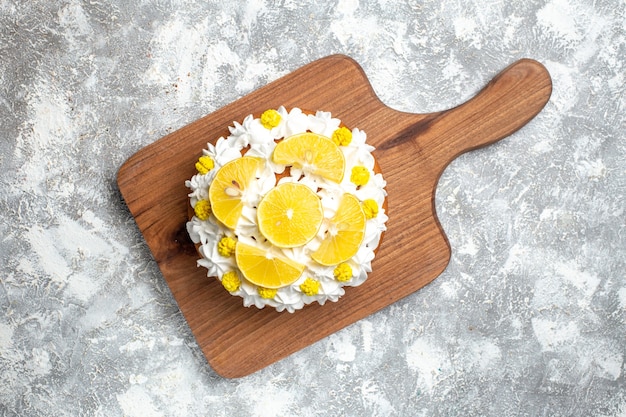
[272,132,345,183]
[257,182,323,248]
[208,156,263,229]
[312,193,366,266]
[235,242,305,289]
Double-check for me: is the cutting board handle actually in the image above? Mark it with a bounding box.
[419,59,552,165]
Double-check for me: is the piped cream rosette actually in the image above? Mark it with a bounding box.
[186,107,387,313]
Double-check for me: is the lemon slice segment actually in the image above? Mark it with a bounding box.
[272,132,345,183]
[235,242,305,289]
[311,193,366,266]
[208,157,263,229]
[257,182,323,248]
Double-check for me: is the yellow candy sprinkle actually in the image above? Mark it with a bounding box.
[195,155,214,174]
[362,199,379,219]
[217,236,237,257]
[260,109,281,129]
[221,271,240,292]
[257,286,278,299]
[194,199,212,221]
[350,166,370,186]
[333,263,353,282]
[331,126,352,146]
[299,278,320,296]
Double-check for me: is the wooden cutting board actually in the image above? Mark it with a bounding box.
[117,55,551,378]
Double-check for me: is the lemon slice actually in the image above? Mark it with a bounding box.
[257,182,323,248]
[312,193,366,266]
[235,242,305,289]
[272,132,345,183]
[208,156,263,229]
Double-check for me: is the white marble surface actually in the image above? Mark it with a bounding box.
[1,1,624,416]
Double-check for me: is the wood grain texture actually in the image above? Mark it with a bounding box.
[117,55,552,378]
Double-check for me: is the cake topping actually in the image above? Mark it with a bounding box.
[361,199,379,220]
[272,132,346,183]
[235,242,305,289]
[195,155,215,174]
[186,107,388,312]
[257,182,323,248]
[350,166,370,186]
[208,156,266,229]
[193,200,212,221]
[257,287,278,299]
[311,193,366,266]
[221,271,241,292]
[260,109,282,129]
[331,126,353,146]
[299,278,321,296]
[333,263,353,282]
[217,236,237,257]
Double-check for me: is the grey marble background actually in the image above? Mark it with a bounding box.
[1,0,624,416]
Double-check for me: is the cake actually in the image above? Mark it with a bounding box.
[185,107,388,312]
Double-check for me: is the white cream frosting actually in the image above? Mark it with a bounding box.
[185,107,388,313]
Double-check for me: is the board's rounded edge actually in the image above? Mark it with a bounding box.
[116,149,146,207]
